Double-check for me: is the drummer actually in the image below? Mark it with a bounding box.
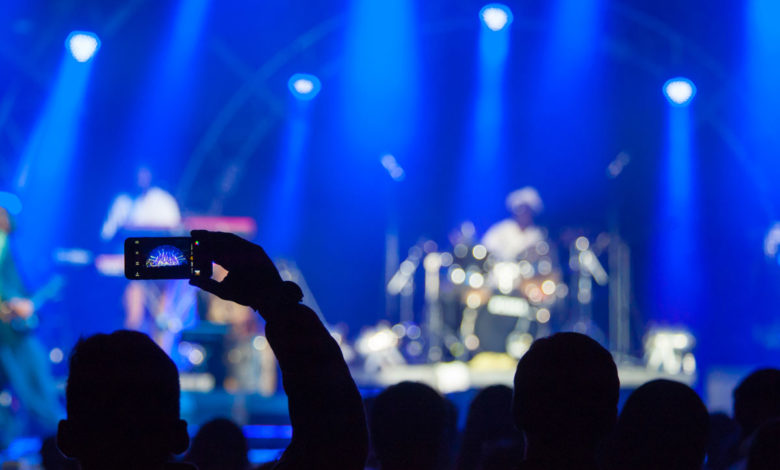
[481,187,546,261]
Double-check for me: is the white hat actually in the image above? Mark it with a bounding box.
[505,187,543,214]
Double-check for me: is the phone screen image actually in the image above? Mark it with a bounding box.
[146,244,188,268]
[124,237,211,280]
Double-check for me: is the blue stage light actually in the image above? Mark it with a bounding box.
[288,74,322,100]
[0,192,22,215]
[663,77,696,106]
[480,4,513,32]
[65,31,100,63]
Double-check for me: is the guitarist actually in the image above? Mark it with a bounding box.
[0,206,63,447]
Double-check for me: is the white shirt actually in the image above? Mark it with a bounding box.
[101,187,181,240]
[481,219,544,261]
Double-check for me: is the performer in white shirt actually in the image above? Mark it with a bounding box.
[482,187,545,261]
[101,167,192,356]
[101,167,181,241]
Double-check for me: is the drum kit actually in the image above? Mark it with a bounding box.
[381,221,620,365]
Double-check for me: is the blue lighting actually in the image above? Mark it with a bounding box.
[0,192,22,215]
[65,31,100,63]
[116,0,210,192]
[260,98,312,255]
[288,74,322,100]
[14,47,95,283]
[745,0,780,158]
[243,424,293,440]
[663,77,697,106]
[651,101,701,326]
[457,2,512,224]
[340,0,420,155]
[480,4,513,32]
[248,449,285,465]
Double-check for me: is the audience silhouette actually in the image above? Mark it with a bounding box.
[512,332,619,470]
[40,435,78,470]
[746,419,780,470]
[456,385,523,470]
[601,379,709,470]
[43,230,780,470]
[56,330,191,469]
[369,381,456,470]
[57,230,368,470]
[185,417,249,470]
[729,368,780,468]
[734,369,780,437]
[704,412,741,470]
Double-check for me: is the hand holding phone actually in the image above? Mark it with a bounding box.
[124,237,212,280]
[187,230,284,310]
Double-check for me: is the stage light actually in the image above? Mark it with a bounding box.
[466,292,482,309]
[356,325,398,354]
[480,4,513,31]
[468,272,485,288]
[435,361,470,393]
[536,308,551,323]
[288,73,322,100]
[49,348,64,364]
[663,77,697,106]
[66,31,100,63]
[487,295,530,317]
[472,244,488,260]
[381,154,406,181]
[450,267,466,284]
[644,328,696,375]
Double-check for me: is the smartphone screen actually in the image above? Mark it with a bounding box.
[124,237,212,280]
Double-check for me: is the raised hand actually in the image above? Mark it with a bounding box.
[188,230,283,310]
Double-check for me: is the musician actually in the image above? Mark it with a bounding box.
[0,206,62,446]
[101,166,181,240]
[101,167,191,355]
[482,187,546,261]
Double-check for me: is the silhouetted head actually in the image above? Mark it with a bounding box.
[40,435,77,470]
[602,379,709,470]
[705,412,741,470]
[185,418,249,470]
[457,385,523,470]
[57,330,189,469]
[513,333,619,463]
[734,369,780,439]
[370,381,454,470]
[747,419,780,470]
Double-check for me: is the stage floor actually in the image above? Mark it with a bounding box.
[350,361,697,394]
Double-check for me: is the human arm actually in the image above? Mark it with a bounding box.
[189,231,368,469]
[0,236,34,318]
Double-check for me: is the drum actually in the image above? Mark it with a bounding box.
[442,238,566,358]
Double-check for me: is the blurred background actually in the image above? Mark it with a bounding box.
[1,0,780,463]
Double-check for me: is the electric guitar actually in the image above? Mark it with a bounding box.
[0,275,65,333]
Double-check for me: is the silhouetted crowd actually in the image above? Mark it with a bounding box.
[31,232,780,469]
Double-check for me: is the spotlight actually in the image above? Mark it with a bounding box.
[380,154,405,181]
[480,4,513,32]
[663,77,696,106]
[644,328,696,375]
[66,31,100,63]
[288,73,322,100]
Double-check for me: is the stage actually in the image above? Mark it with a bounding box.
[2,0,780,466]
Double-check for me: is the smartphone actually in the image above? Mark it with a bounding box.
[124,237,212,280]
